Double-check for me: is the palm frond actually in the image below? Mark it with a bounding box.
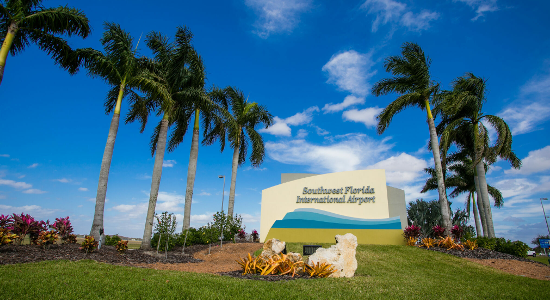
[21,6,90,38]
[376,92,424,134]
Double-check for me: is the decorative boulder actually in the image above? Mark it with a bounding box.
[260,238,286,259]
[307,233,358,278]
[286,252,303,263]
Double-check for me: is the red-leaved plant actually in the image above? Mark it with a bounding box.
[432,225,445,238]
[51,216,74,242]
[451,225,464,241]
[237,229,246,239]
[251,229,259,242]
[403,225,421,240]
[0,214,14,229]
[11,213,46,244]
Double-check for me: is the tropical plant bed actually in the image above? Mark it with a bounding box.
[219,270,318,281]
[0,243,202,266]
[424,246,545,264]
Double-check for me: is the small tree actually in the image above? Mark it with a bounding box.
[152,212,177,252]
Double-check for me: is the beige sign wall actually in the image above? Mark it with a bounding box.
[260,169,404,243]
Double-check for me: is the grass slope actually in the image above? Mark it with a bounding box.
[1,244,548,299]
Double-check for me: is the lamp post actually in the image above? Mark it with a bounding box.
[541,198,550,236]
[219,175,225,248]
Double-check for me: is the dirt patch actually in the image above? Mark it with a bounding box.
[139,242,263,274]
[464,258,550,281]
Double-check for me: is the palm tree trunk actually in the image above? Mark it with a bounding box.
[471,192,482,237]
[0,22,18,86]
[183,109,200,231]
[227,133,240,217]
[141,116,169,249]
[90,81,126,242]
[476,161,495,238]
[474,176,488,237]
[425,100,452,235]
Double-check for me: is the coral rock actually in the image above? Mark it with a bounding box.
[307,233,358,278]
[260,238,286,260]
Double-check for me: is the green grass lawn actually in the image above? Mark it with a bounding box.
[1,244,549,299]
[527,255,550,265]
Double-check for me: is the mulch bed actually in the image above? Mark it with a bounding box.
[0,243,203,266]
[424,246,547,265]
[219,270,319,281]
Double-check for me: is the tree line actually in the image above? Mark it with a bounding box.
[0,1,273,249]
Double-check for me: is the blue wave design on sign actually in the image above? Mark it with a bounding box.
[271,208,402,229]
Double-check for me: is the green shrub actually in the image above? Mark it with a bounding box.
[151,232,177,251]
[474,237,529,258]
[176,227,208,246]
[105,234,122,246]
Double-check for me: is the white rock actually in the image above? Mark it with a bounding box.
[307,233,358,278]
[260,238,286,259]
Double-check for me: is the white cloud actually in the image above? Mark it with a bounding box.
[0,154,9,157]
[494,178,538,199]
[499,72,550,135]
[400,10,439,31]
[137,173,152,180]
[18,175,25,179]
[23,189,47,194]
[500,102,550,135]
[260,107,319,136]
[367,153,428,185]
[163,160,177,167]
[0,204,58,217]
[245,0,311,38]
[265,133,393,173]
[454,0,498,21]
[28,163,39,169]
[361,0,439,32]
[361,0,406,32]
[197,191,211,196]
[322,50,376,97]
[112,204,137,213]
[0,194,6,199]
[54,178,70,183]
[313,125,329,136]
[0,179,32,189]
[342,107,383,128]
[78,187,88,192]
[505,146,550,175]
[296,129,308,138]
[322,95,365,113]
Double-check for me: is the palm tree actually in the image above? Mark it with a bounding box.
[0,0,90,85]
[125,27,208,249]
[421,152,503,237]
[79,23,151,242]
[436,73,521,238]
[371,42,452,235]
[205,87,273,217]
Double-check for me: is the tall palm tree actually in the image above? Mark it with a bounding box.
[125,27,208,249]
[0,0,90,85]
[436,73,521,238]
[79,23,152,242]
[205,87,273,217]
[421,152,503,237]
[372,42,452,235]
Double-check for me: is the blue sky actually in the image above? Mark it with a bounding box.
[1,0,549,245]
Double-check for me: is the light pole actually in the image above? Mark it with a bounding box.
[541,198,550,236]
[219,175,225,248]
